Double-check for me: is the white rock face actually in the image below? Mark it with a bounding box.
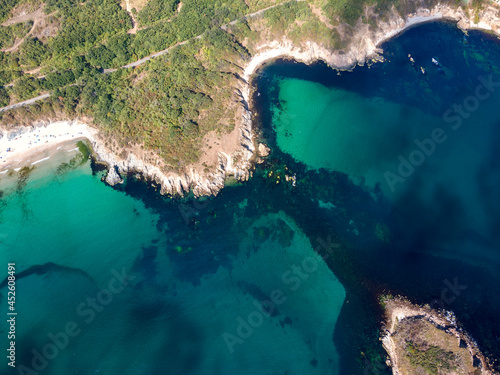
[85,98,255,197]
[258,143,270,158]
[104,166,123,186]
[5,3,500,197]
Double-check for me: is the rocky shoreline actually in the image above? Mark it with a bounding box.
[2,2,500,196]
[381,296,498,375]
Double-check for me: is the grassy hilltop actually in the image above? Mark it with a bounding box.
[0,0,486,173]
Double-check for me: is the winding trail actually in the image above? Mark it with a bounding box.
[0,0,302,112]
[124,0,138,34]
[0,93,50,112]
[1,7,43,53]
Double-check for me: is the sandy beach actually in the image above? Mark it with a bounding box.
[0,122,96,172]
[1,3,498,191]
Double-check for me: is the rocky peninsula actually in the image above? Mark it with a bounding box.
[2,1,500,197]
[381,296,498,375]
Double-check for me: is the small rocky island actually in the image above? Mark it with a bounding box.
[381,296,498,375]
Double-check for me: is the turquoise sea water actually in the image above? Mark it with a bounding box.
[0,156,345,374]
[270,66,500,268]
[1,21,500,375]
[254,21,500,373]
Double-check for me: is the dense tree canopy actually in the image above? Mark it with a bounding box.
[0,21,33,49]
[0,0,484,172]
[19,37,46,67]
[0,0,18,23]
[138,0,180,26]
[0,86,9,107]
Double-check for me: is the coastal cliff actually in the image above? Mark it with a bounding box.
[241,3,500,76]
[101,1,500,197]
[3,1,500,197]
[90,102,256,197]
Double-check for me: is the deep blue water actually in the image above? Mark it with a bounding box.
[1,20,500,375]
[253,20,500,373]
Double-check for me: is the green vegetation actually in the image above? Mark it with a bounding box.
[265,1,304,32]
[82,38,241,168]
[0,0,18,23]
[0,21,33,49]
[54,140,93,172]
[12,74,40,100]
[131,0,247,59]
[138,0,180,26]
[0,0,483,173]
[406,342,457,374]
[16,165,35,192]
[0,52,22,86]
[1,28,247,170]
[48,0,131,59]
[324,0,366,25]
[42,70,75,89]
[19,37,46,67]
[76,140,91,159]
[0,86,9,106]
[377,293,394,310]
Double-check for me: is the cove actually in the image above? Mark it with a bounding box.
[254,20,500,373]
[0,20,500,375]
[0,153,345,374]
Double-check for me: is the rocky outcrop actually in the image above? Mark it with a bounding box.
[104,165,123,185]
[87,99,255,197]
[242,3,500,78]
[258,143,270,157]
[381,297,497,375]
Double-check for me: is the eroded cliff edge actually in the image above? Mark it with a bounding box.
[3,1,500,197]
[380,296,498,375]
[101,1,500,197]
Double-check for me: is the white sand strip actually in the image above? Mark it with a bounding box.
[0,122,97,171]
[31,156,50,165]
[377,13,444,44]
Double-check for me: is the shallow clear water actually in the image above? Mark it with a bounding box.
[254,21,500,373]
[271,62,500,267]
[1,20,500,375]
[0,157,345,375]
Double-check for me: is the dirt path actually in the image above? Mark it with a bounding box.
[0,93,50,113]
[1,7,42,26]
[1,7,43,53]
[124,0,138,34]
